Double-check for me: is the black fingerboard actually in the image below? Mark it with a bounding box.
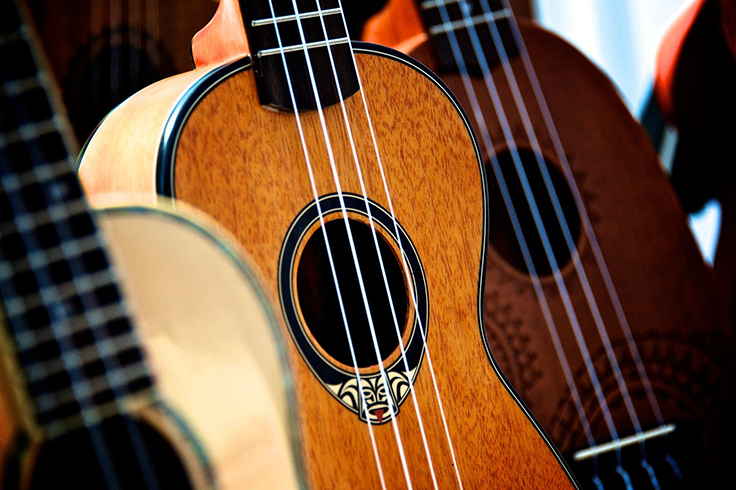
[0,0,154,437]
[243,0,360,112]
[415,0,518,74]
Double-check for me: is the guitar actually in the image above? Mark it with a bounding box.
[78,0,578,487]
[0,1,301,487]
[362,0,736,488]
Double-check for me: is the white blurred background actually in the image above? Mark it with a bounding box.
[532,0,721,264]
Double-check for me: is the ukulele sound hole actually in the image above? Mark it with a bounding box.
[296,218,408,369]
[28,415,194,489]
[487,149,581,276]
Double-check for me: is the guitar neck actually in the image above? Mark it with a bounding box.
[0,0,153,438]
[414,0,518,72]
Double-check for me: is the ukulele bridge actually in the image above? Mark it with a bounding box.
[573,424,676,461]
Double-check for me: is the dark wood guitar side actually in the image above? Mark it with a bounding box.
[364,1,736,488]
[78,0,578,487]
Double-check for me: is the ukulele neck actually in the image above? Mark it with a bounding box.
[0,0,154,438]
[241,0,359,112]
[414,0,519,72]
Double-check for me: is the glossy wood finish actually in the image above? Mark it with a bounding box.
[0,205,301,490]
[78,44,577,488]
[366,2,736,487]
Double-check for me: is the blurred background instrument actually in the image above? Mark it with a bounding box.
[363,1,736,488]
[0,1,301,486]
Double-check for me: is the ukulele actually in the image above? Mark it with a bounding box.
[0,1,301,487]
[78,0,579,487]
[362,1,736,488]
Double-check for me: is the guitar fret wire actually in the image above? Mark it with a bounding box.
[1,202,90,232]
[0,222,98,259]
[251,7,341,26]
[35,363,150,415]
[1,10,133,486]
[420,0,462,10]
[24,329,139,384]
[258,37,349,57]
[428,8,511,35]
[265,2,388,487]
[2,169,148,429]
[0,117,62,148]
[13,302,129,352]
[312,2,441,488]
[2,76,43,96]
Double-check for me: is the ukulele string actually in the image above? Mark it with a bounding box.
[475,0,646,441]
[498,2,676,479]
[455,0,666,484]
[499,0,668,434]
[333,1,468,486]
[314,1,452,487]
[427,0,605,474]
[447,1,651,485]
[263,2,390,488]
[488,0,669,478]
[282,1,418,485]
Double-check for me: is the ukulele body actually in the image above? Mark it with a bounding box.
[0,205,301,490]
[366,10,736,487]
[78,44,576,488]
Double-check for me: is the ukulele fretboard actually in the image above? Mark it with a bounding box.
[0,0,154,437]
[416,0,518,73]
[242,0,359,111]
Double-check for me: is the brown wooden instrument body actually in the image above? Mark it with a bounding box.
[364,3,736,487]
[78,42,576,488]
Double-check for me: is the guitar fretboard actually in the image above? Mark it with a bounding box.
[0,0,153,437]
[416,0,518,73]
[242,0,359,111]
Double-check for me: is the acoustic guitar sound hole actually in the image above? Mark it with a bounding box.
[296,218,408,369]
[487,149,581,276]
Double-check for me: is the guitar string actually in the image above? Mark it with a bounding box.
[10,6,161,487]
[425,1,609,486]
[262,1,391,488]
[312,1,454,487]
[482,0,670,482]
[499,0,669,439]
[434,0,667,485]
[476,0,646,440]
[333,1,468,487]
[498,0,678,479]
[280,1,417,486]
